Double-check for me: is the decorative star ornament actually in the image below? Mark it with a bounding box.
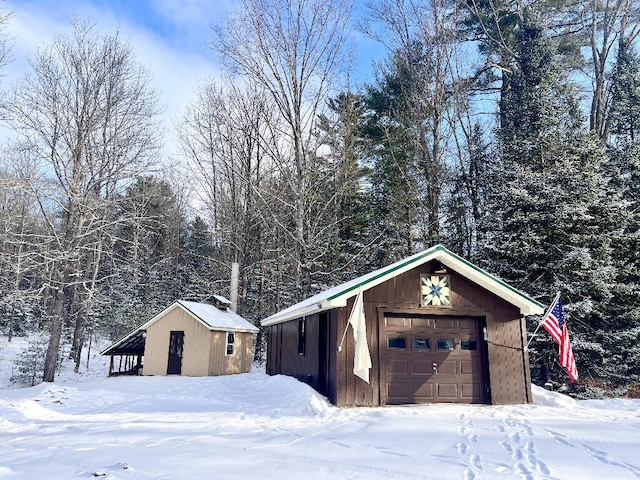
[421,275,451,306]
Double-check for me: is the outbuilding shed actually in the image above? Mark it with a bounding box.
[261,245,544,407]
[102,297,259,377]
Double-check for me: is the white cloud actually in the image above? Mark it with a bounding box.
[2,0,225,162]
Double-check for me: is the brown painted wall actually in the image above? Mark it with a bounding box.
[267,260,532,406]
[265,310,339,401]
[266,314,319,384]
[143,306,254,376]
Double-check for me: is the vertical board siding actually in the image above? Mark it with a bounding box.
[208,331,254,375]
[143,306,255,377]
[265,314,321,388]
[143,307,211,376]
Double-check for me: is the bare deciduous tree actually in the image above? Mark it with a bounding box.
[179,73,274,305]
[581,0,640,140]
[3,19,162,381]
[213,0,354,299]
[362,0,464,245]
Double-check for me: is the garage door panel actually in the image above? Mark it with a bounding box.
[461,382,483,399]
[435,318,456,329]
[458,319,477,329]
[412,360,435,375]
[413,382,434,398]
[460,359,483,375]
[437,383,458,399]
[386,317,408,327]
[382,314,486,405]
[388,382,409,398]
[387,358,408,374]
[411,317,433,328]
[437,360,457,375]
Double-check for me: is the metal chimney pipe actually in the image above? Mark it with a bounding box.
[230,262,239,312]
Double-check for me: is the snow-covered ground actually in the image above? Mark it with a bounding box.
[1,335,639,480]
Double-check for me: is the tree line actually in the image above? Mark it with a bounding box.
[1,0,639,392]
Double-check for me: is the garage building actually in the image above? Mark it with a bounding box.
[261,245,544,407]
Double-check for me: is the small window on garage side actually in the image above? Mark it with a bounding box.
[461,340,478,350]
[298,318,306,356]
[387,337,406,349]
[437,338,454,351]
[412,338,430,350]
[226,332,235,356]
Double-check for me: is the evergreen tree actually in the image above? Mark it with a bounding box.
[316,92,371,282]
[362,78,420,266]
[480,8,617,386]
[103,176,187,340]
[601,38,640,386]
[183,216,217,300]
[609,38,640,144]
[11,335,47,387]
[361,43,445,266]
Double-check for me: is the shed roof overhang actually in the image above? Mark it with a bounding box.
[101,329,146,356]
[261,244,545,327]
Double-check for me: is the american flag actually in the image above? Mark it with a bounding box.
[542,295,578,381]
[541,296,563,345]
[556,302,579,381]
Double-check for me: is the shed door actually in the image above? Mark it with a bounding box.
[381,315,485,405]
[167,331,184,375]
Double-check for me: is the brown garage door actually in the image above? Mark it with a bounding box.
[381,315,486,405]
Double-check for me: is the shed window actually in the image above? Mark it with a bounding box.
[226,332,235,356]
[298,319,306,356]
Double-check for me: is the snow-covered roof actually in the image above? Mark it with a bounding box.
[261,244,544,327]
[101,300,258,356]
[175,301,258,332]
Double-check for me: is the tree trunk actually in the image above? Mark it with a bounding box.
[43,285,64,382]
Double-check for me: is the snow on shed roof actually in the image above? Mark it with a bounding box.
[261,244,544,327]
[101,300,258,356]
[176,301,258,332]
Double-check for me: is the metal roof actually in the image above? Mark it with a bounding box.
[261,244,544,327]
[101,329,147,356]
[101,300,258,356]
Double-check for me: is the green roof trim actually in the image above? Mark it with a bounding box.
[435,246,545,310]
[261,244,544,327]
[326,249,437,302]
[326,244,543,309]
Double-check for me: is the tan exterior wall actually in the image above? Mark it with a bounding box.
[142,306,211,376]
[142,305,255,376]
[208,331,254,375]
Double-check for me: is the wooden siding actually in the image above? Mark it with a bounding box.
[266,314,320,385]
[208,330,253,375]
[143,306,255,376]
[266,310,340,403]
[267,259,532,407]
[143,307,211,376]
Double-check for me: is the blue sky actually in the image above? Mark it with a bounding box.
[3,0,379,160]
[4,1,234,136]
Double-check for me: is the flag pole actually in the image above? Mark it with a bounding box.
[338,288,361,352]
[526,291,561,350]
[337,319,349,352]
